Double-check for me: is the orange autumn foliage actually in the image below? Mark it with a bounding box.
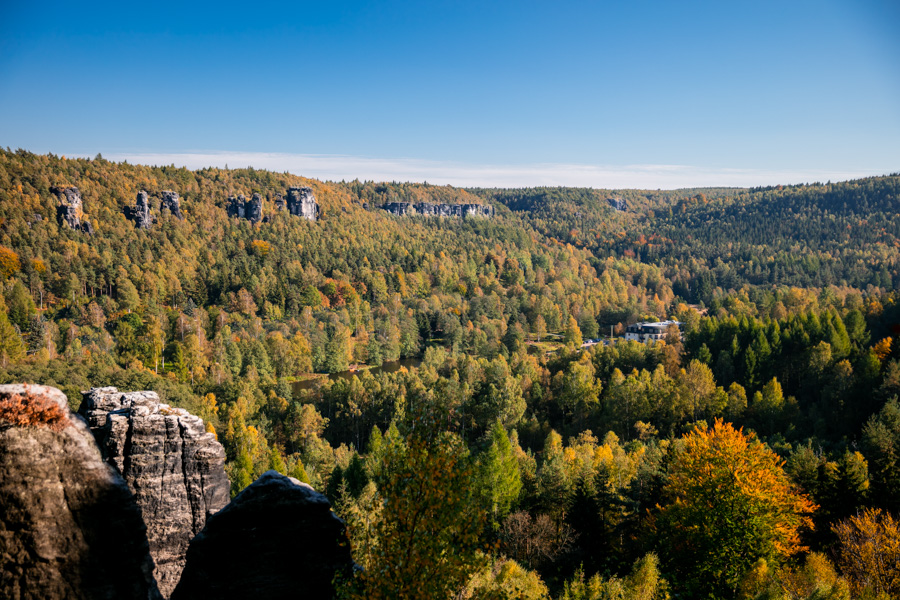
[658,419,816,596]
[0,388,68,431]
[0,245,20,279]
[873,337,893,362]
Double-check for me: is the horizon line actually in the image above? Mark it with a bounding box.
[61,150,895,190]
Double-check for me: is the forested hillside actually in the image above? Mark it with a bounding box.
[2,148,900,598]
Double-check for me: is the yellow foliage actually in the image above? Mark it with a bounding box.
[873,337,893,362]
[250,239,271,256]
[0,246,21,279]
[832,508,900,598]
[31,258,47,273]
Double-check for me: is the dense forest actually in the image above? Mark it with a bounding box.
[2,148,900,599]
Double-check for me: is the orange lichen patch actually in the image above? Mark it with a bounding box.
[0,387,68,431]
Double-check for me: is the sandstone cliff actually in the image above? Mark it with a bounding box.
[160,191,184,219]
[51,186,94,233]
[172,471,353,600]
[78,388,229,598]
[381,201,494,218]
[285,186,319,221]
[0,384,161,600]
[124,191,156,229]
[226,194,264,223]
[607,197,627,211]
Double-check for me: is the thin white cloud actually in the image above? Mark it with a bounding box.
[95,151,886,189]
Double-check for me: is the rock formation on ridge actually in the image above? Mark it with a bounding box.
[607,197,627,211]
[226,194,264,223]
[160,191,184,219]
[381,201,494,218]
[51,186,94,233]
[171,471,353,600]
[285,186,319,221]
[0,384,161,600]
[226,194,246,219]
[124,191,156,229]
[246,193,264,223]
[78,387,229,599]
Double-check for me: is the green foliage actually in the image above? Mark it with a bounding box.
[478,420,522,528]
[342,428,487,599]
[862,398,900,514]
[564,316,584,347]
[0,295,25,366]
[560,553,669,600]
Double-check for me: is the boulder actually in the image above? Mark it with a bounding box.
[0,384,161,600]
[79,388,228,598]
[171,471,353,600]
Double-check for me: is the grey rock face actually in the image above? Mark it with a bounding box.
[125,191,156,229]
[607,197,627,211]
[227,194,265,222]
[172,471,353,600]
[79,388,229,599]
[285,186,318,221]
[226,194,246,219]
[0,384,161,600]
[51,186,94,233]
[382,201,412,215]
[381,201,494,218]
[160,191,184,219]
[246,193,263,223]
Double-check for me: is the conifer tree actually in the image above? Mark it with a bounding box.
[479,420,522,528]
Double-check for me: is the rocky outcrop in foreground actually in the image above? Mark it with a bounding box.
[382,201,494,218]
[79,388,229,599]
[51,186,94,233]
[172,471,353,600]
[0,384,160,600]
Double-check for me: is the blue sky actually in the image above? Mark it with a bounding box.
[1,0,898,188]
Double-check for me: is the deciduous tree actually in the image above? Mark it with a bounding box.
[656,420,816,598]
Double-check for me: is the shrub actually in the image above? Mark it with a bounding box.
[0,387,68,431]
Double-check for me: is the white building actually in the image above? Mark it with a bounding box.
[624,320,681,343]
